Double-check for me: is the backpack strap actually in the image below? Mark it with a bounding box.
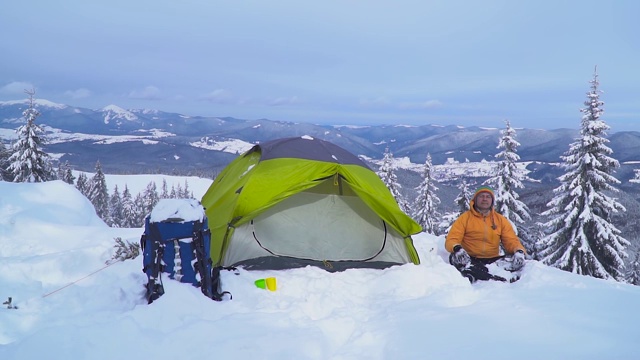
[192,220,213,298]
[192,221,232,301]
[144,222,166,304]
[211,266,233,301]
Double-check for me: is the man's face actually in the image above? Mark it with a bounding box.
[475,192,493,211]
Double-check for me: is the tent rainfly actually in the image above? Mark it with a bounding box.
[201,136,422,271]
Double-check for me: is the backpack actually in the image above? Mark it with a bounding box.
[140,199,230,304]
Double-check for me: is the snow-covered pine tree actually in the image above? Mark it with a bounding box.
[626,252,640,286]
[88,161,110,222]
[57,160,76,185]
[0,141,11,181]
[56,163,65,181]
[454,179,473,214]
[485,120,534,253]
[536,67,629,281]
[181,179,192,199]
[161,179,169,199]
[121,185,137,228]
[8,89,56,183]
[133,192,147,227]
[412,153,441,234]
[142,181,160,217]
[76,172,90,198]
[63,163,75,185]
[377,146,410,214]
[439,179,474,234]
[175,183,184,198]
[108,185,125,228]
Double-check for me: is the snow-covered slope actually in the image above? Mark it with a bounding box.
[1,178,639,360]
[99,104,139,124]
[0,99,68,110]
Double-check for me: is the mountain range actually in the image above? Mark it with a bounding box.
[2,98,640,185]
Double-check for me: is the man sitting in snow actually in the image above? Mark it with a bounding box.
[445,186,526,283]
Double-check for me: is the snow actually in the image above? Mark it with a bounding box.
[189,137,255,154]
[0,99,67,109]
[2,176,640,359]
[46,128,175,145]
[332,125,371,129]
[149,198,204,223]
[0,128,17,141]
[100,105,139,123]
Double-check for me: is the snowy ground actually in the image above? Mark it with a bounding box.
[1,179,639,360]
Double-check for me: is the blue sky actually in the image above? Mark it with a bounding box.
[1,0,639,130]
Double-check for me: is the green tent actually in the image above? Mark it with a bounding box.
[201,136,422,271]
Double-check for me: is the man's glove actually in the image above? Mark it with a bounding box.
[450,245,471,268]
[512,250,525,270]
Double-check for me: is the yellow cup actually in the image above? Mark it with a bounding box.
[255,277,277,291]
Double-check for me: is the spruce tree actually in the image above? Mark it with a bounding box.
[76,172,90,198]
[412,153,441,234]
[182,179,192,199]
[536,67,629,280]
[454,179,473,215]
[8,89,56,182]
[0,141,11,181]
[58,160,76,185]
[56,163,65,181]
[485,120,533,253]
[161,179,169,199]
[133,192,147,227]
[626,253,640,286]
[377,146,410,214]
[63,164,75,185]
[142,181,160,217]
[88,161,110,222]
[121,185,137,228]
[108,185,125,228]
[439,179,474,234]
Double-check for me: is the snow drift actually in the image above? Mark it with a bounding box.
[1,179,639,360]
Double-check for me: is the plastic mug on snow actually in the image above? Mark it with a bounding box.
[255,277,277,291]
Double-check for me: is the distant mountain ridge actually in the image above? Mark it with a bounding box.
[2,99,640,181]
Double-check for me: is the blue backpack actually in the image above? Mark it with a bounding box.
[140,199,229,303]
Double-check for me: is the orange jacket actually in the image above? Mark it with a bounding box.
[445,200,526,258]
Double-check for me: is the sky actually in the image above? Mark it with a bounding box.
[2,176,640,359]
[1,1,640,131]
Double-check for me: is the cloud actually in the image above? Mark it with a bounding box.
[64,88,92,99]
[268,96,299,106]
[0,81,35,95]
[128,86,162,100]
[199,89,235,104]
[398,100,443,110]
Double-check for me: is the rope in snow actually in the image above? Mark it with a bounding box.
[41,259,122,298]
